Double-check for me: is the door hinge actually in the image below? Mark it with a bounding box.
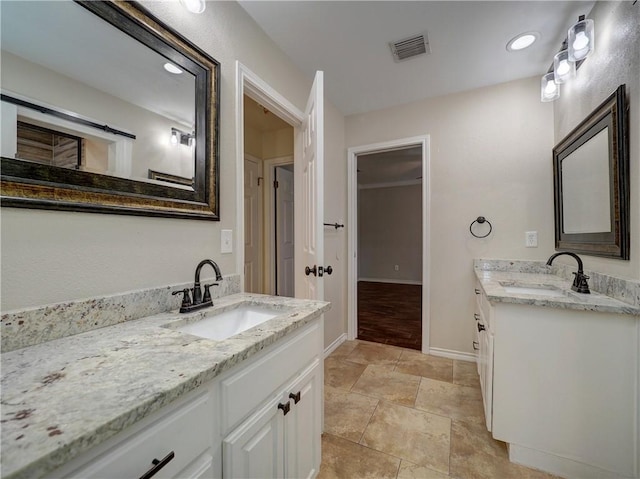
[273,180,279,188]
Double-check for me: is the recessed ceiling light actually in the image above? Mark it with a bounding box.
[179,0,206,14]
[164,63,183,75]
[506,32,539,52]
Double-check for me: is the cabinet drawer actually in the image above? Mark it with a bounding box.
[220,321,321,433]
[61,390,212,479]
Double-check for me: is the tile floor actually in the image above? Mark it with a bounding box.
[318,340,560,479]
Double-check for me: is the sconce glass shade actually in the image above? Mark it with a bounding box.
[179,0,206,14]
[170,129,179,145]
[541,72,560,102]
[568,18,594,61]
[553,50,576,84]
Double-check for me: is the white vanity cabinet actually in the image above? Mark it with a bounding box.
[47,317,323,479]
[474,284,640,478]
[221,320,323,479]
[474,282,493,432]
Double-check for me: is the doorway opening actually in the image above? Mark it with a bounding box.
[243,95,294,296]
[357,146,423,349]
[347,136,431,353]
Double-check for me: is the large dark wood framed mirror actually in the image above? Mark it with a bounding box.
[553,84,629,259]
[0,0,220,220]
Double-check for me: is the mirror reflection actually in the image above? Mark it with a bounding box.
[561,127,611,234]
[1,0,196,190]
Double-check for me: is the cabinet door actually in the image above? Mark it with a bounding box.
[480,329,494,432]
[285,360,321,479]
[223,397,285,479]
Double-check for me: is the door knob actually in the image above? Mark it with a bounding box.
[305,265,317,276]
[324,266,333,275]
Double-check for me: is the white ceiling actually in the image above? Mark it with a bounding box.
[238,1,595,116]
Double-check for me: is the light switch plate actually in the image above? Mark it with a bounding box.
[525,231,538,248]
[221,229,233,254]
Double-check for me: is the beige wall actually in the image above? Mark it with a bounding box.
[323,100,347,347]
[554,1,640,280]
[346,76,555,354]
[263,128,294,159]
[358,184,422,282]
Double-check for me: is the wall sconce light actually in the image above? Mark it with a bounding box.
[553,49,575,84]
[179,0,205,14]
[541,72,560,102]
[568,16,594,61]
[170,127,194,146]
[540,15,594,102]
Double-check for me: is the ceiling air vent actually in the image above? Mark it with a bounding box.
[389,32,431,62]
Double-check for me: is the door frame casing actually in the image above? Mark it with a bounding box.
[347,135,432,353]
[235,62,303,288]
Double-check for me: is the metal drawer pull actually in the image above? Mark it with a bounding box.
[475,288,480,294]
[289,391,301,404]
[278,401,291,416]
[474,313,480,321]
[473,341,479,350]
[477,323,486,332]
[139,451,175,479]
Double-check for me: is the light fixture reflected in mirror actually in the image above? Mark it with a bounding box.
[553,49,575,84]
[179,0,206,14]
[163,62,183,75]
[568,17,594,61]
[541,72,560,102]
[170,127,194,146]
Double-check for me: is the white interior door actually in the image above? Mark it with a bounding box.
[244,156,263,293]
[294,71,324,301]
[275,165,295,297]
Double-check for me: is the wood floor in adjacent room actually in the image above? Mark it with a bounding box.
[357,281,422,350]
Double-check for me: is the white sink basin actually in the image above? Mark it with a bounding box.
[173,304,287,340]
[501,285,566,298]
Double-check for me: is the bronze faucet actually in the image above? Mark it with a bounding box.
[546,252,590,294]
[172,259,223,312]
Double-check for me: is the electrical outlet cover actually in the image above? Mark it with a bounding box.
[525,231,538,248]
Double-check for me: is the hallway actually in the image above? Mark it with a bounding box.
[319,340,558,479]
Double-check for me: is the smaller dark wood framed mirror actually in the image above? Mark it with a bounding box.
[553,84,629,259]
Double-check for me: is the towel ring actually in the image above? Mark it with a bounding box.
[470,216,492,238]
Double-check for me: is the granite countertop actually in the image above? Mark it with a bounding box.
[0,293,331,479]
[475,269,640,315]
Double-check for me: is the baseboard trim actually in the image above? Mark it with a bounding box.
[358,278,422,286]
[429,347,477,362]
[324,333,347,358]
[508,443,632,479]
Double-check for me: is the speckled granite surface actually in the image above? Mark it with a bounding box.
[474,259,640,315]
[0,275,240,353]
[0,293,330,479]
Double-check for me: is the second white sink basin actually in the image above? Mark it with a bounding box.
[173,304,288,340]
[501,284,566,298]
